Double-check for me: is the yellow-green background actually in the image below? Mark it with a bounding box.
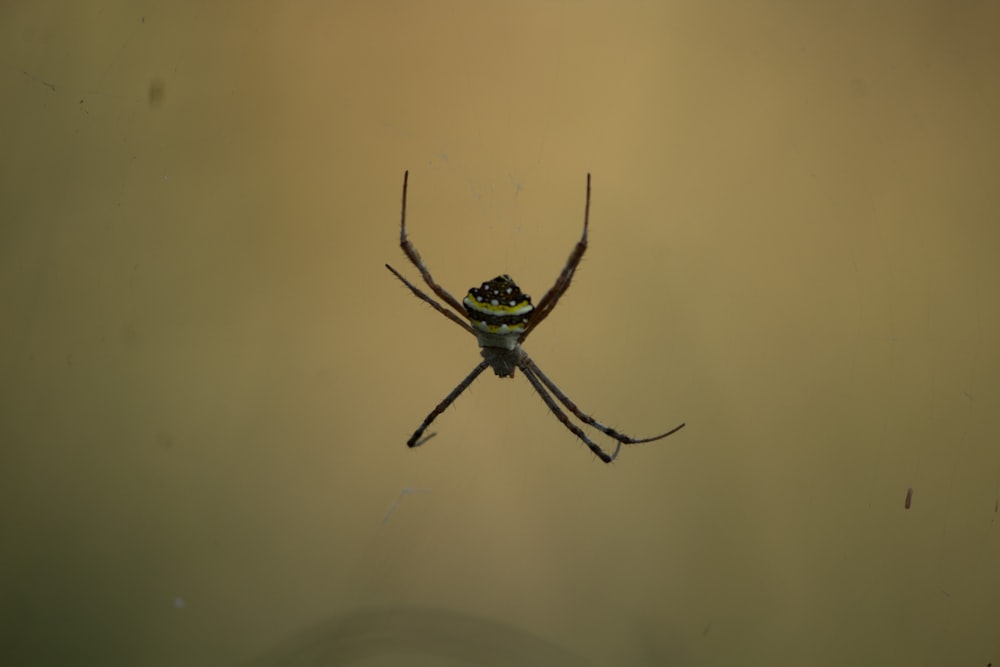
[2,2,998,665]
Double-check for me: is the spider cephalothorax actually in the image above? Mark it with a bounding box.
[385,171,684,463]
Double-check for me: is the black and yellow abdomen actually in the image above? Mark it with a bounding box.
[462,274,533,350]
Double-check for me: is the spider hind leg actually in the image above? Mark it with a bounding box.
[406,361,490,448]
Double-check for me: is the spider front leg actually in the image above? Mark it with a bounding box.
[385,263,475,336]
[520,173,591,342]
[396,171,468,318]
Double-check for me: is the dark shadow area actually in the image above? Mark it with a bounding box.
[242,606,595,667]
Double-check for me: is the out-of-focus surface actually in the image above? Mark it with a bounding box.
[2,1,998,665]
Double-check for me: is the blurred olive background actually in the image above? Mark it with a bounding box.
[2,1,999,665]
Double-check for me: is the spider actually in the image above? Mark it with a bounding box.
[385,171,685,463]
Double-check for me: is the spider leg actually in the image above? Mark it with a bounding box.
[520,173,591,342]
[397,170,469,317]
[406,360,490,448]
[519,359,620,463]
[522,354,686,444]
[386,263,475,335]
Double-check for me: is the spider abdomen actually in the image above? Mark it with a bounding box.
[463,274,533,352]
